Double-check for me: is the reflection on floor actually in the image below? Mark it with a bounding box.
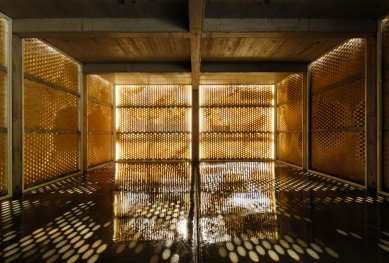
[0,162,389,263]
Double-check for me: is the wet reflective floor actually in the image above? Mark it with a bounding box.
[1,162,389,263]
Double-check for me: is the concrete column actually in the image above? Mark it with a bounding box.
[81,73,88,173]
[192,89,199,163]
[11,35,23,195]
[366,36,378,194]
[302,69,311,171]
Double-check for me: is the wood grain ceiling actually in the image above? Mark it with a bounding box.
[2,0,389,85]
[44,37,191,63]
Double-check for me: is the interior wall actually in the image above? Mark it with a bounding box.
[0,18,8,195]
[277,74,303,166]
[115,85,192,160]
[23,39,80,188]
[382,18,389,192]
[199,85,274,160]
[87,75,113,168]
[310,38,366,185]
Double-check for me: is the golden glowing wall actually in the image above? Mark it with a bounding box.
[277,74,303,166]
[200,85,274,160]
[24,39,80,188]
[116,85,192,160]
[87,75,113,168]
[310,39,366,185]
[0,18,8,194]
[382,18,389,192]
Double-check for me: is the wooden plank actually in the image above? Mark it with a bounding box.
[99,73,192,85]
[44,37,191,63]
[83,63,191,74]
[189,0,205,90]
[11,34,23,195]
[200,72,291,85]
[13,18,187,34]
[204,18,376,35]
[201,62,308,73]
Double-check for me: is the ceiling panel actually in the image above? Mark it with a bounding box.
[44,37,191,63]
[200,72,292,85]
[99,73,192,85]
[0,0,187,19]
[202,37,346,62]
[205,0,389,19]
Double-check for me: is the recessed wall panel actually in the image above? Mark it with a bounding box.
[116,85,191,161]
[87,75,113,168]
[310,39,365,185]
[200,85,274,160]
[277,74,303,166]
[24,39,80,188]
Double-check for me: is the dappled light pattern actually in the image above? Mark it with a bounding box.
[1,162,389,262]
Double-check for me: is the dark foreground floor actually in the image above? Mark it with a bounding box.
[0,162,389,263]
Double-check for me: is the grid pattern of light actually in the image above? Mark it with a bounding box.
[116,85,192,161]
[199,85,275,160]
[23,39,80,187]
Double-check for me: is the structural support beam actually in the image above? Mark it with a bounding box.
[302,69,311,171]
[81,73,88,173]
[13,18,187,36]
[192,90,199,163]
[366,36,378,194]
[204,18,376,36]
[202,62,308,73]
[83,63,191,74]
[189,0,205,90]
[12,35,23,195]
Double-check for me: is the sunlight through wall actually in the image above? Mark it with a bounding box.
[199,85,275,160]
[115,85,192,161]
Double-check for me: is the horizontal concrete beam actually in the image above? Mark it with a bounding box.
[13,18,187,36]
[201,62,308,73]
[83,63,191,74]
[204,18,376,36]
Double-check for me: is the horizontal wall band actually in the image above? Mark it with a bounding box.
[25,74,81,97]
[116,131,191,135]
[200,104,273,108]
[201,131,273,134]
[277,130,303,134]
[383,126,389,131]
[311,74,364,96]
[201,61,308,73]
[200,158,274,162]
[88,131,113,135]
[116,159,191,163]
[116,105,191,109]
[311,127,364,132]
[88,97,113,108]
[0,65,7,73]
[0,127,7,133]
[25,128,80,134]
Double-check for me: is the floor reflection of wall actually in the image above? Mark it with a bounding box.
[199,162,278,245]
[112,163,192,243]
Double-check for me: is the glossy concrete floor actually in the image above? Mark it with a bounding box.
[0,162,389,263]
